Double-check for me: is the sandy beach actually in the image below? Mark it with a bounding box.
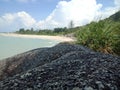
[0,33,75,42]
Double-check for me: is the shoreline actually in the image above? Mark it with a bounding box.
[0,33,75,42]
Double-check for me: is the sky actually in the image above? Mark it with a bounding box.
[0,0,120,32]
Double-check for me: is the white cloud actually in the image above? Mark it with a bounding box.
[17,11,36,27]
[37,0,120,29]
[115,0,120,7]
[96,0,120,20]
[0,11,36,32]
[97,7,118,20]
[0,0,120,32]
[37,0,102,29]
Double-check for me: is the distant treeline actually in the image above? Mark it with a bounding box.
[16,20,76,35]
[16,27,79,36]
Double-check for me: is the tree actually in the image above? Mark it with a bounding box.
[19,28,25,33]
[30,28,34,31]
[69,20,74,28]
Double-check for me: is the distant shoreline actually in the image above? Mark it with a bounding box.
[0,33,75,42]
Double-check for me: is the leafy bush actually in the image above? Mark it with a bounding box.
[76,20,120,55]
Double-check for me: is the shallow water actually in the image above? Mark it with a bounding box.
[0,35,59,60]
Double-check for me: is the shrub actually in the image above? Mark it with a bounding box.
[76,20,120,55]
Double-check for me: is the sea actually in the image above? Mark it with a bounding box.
[0,35,60,60]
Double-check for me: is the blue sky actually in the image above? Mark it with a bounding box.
[0,0,60,20]
[0,0,120,32]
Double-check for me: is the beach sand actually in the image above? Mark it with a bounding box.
[0,33,75,42]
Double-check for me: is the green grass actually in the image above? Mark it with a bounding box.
[75,20,120,55]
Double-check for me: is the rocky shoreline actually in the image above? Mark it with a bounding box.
[0,43,120,90]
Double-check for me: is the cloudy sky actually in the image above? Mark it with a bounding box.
[0,0,120,32]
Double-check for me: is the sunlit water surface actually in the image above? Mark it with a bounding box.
[0,35,59,60]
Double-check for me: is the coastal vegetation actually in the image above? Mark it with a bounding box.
[16,27,78,36]
[75,20,120,55]
[16,11,120,56]
[75,11,120,55]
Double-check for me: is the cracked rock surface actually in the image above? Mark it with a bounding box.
[0,43,120,90]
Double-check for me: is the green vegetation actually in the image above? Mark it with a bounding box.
[16,27,78,36]
[16,11,120,56]
[17,28,55,35]
[109,11,120,22]
[75,20,120,55]
[75,11,120,55]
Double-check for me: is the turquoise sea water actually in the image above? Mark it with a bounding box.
[0,35,59,60]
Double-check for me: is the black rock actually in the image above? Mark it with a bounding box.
[0,43,120,90]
